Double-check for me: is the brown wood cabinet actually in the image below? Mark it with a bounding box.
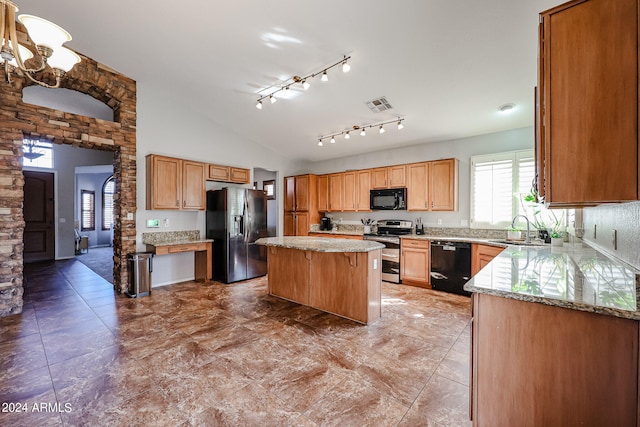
[328,173,343,212]
[407,162,429,210]
[471,293,639,425]
[371,165,406,189]
[181,160,206,210]
[400,238,430,288]
[207,164,250,184]
[342,172,356,211]
[284,174,318,235]
[146,154,205,210]
[471,244,504,276]
[317,174,329,212]
[356,169,371,211]
[407,159,458,211]
[537,0,639,206]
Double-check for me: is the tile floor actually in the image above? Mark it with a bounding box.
[2,258,472,426]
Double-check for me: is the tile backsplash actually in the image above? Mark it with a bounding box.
[582,201,640,269]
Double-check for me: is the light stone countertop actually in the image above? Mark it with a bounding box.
[256,236,384,253]
[464,243,640,320]
[142,230,213,246]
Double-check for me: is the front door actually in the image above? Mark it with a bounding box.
[24,170,55,262]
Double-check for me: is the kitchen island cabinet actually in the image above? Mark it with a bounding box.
[470,243,504,276]
[256,237,384,324]
[465,244,640,426]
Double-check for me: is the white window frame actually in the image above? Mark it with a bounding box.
[470,149,534,229]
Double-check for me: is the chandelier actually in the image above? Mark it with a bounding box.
[0,0,81,88]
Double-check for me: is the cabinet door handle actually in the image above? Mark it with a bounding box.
[431,201,434,208]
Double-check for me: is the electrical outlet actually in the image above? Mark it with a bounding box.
[163,218,169,228]
[437,219,443,225]
[127,212,134,220]
[612,229,617,250]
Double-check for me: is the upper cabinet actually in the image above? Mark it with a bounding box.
[371,165,406,189]
[284,174,319,236]
[317,174,329,212]
[538,0,639,206]
[207,164,250,184]
[356,169,371,211]
[146,154,205,210]
[407,159,458,211]
[328,173,344,212]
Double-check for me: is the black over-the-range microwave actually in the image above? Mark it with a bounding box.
[370,188,407,210]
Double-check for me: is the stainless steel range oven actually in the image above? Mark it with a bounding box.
[363,220,412,283]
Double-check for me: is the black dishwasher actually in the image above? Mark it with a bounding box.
[430,241,472,296]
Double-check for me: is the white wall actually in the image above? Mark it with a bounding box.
[301,127,534,228]
[135,84,299,286]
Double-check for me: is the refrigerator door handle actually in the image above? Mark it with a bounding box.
[244,194,252,242]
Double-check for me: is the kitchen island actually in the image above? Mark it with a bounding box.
[256,236,384,324]
[464,243,640,426]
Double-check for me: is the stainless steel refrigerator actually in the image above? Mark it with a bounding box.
[206,188,268,283]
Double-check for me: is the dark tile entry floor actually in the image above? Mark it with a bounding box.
[2,258,472,426]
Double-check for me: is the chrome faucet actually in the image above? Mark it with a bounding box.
[511,215,531,243]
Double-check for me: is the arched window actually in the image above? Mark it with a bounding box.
[102,176,115,230]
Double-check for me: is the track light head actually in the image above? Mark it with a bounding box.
[379,125,385,134]
[342,59,350,73]
[302,80,310,90]
[344,131,350,139]
[397,120,404,130]
[321,70,328,82]
[360,128,366,136]
[256,100,263,109]
[330,136,336,143]
[318,139,323,146]
[269,95,277,104]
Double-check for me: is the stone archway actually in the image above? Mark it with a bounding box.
[0,37,137,316]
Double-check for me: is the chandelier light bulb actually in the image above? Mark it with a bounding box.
[302,80,310,90]
[269,95,277,104]
[321,70,328,82]
[344,132,350,139]
[342,60,350,73]
[379,125,385,134]
[256,100,263,109]
[397,120,404,130]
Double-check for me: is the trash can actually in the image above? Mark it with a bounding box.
[126,252,153,298]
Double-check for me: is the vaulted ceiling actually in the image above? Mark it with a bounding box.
[19,0,562,162]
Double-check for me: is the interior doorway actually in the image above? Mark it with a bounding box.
[253,167,278,237]
[23,170,55,263]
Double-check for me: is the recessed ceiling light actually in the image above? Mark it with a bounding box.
[498,103,516,114]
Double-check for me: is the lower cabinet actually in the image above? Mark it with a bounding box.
[284,212,309,236]
[471,244,504,276]
[471,293,639,425]
[400,238,430,288]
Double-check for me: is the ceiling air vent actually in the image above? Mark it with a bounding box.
[365,97,393,113]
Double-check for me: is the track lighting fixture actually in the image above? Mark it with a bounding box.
[255,55,351,109]
[317,118,405,147]
[342,58,351,73]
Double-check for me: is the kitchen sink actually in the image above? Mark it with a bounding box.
[489,239,547,247]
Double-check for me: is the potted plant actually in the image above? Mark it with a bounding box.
[520,184,565,245]
[506,226,522,240]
